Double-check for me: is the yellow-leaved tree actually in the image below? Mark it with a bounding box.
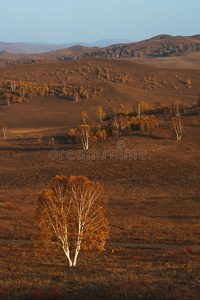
[81,111,90,125]
[133,100,149,117]
[34,175,109,267]
[96,106,105,123]
[76,124,91,150]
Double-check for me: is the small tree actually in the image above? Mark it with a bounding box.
[68,129,75,137]
[96,130,107,142]
[10,81,17,91]
[74,92,79,102]
[134,100,149,117]
[19,88,26,98]
[172,117,182,140]
[81,111,90,125]
[34,175,109,267]
[96,106,105,123]
[111,114,128,135]
[77,125,90,150]
[4,93,11,106]
[186,78,192,88]
[67,129,76,142]
[170,98,183,117]
[1,123,7,138]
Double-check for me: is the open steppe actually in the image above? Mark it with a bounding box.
[130,52,200,70]
[0,56,200,299]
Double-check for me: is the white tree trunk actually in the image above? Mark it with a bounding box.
[2,128,6,138]
[172,118,182,140]
[81,129,89,150]
[73,229,82,266]
[63,248,73,267]
[136,104,141,117]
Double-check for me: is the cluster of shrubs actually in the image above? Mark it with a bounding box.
[6,59,53,66]
[0,79,49,103]
[68,64,135,85]
[66,97,199,148]
[56,84,102,101]
[0,79,101,104]
[66,105,163,148]
[142,76,192,92]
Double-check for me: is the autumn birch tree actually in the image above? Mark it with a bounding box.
[1,123,7,138]
[96,106,105,123]
[81,111,90,125]
[172,117,182,140]
[34,175,109,267]
[4,93,10,106]
[171,98,183,117]
[134,100,149,117]
[10,81,17,91]
[77,125,90,150]
[111,114,128,135]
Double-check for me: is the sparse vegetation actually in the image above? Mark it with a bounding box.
[0,49,200,299]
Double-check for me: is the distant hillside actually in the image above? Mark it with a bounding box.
[0,39,133,54]
[0,42,63,54]
[1,34,200,70]
[191,34,200,40]
[17,34,200,61]
[0,51,27,59]
[88,39,133,47]
[102,34,200,59]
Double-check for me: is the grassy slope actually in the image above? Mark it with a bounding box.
[0,58,199,110]
[0,57,200,299]
[129,52,200,69]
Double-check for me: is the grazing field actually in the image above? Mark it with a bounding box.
[0,57,200,299]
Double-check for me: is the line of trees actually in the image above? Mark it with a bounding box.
[66,104,163,150]
[0,79,102,105]
[64,97,198,148]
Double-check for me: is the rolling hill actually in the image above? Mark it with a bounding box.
[0,39,133,54]
[30,34,200,61]
[1,34,200,70]
[0,38,200,300]
[0,57,199,115]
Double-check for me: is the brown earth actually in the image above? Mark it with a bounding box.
[0,57,199,244]
[0,57,200,299]
[1,243,200,299]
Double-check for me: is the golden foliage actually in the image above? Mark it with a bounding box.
[81,111,90,125]
[96,106,106,123]
[34,175,109,266]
